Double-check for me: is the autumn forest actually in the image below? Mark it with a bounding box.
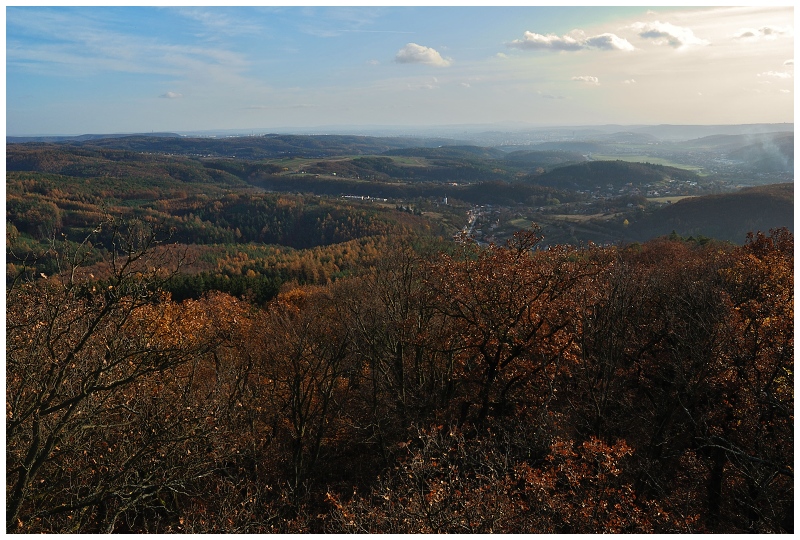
[6,137,793,533]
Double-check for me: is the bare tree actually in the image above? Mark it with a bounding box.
[6,218,227,532]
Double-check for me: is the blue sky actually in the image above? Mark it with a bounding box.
[5,5,795,135]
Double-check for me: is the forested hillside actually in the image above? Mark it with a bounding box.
[529,160,701,190]
[633,183,794,242]
[6,142,442,304]
[7,223,793,533]
[21,133,459,159]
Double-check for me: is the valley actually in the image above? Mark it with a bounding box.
[7,127,793,264]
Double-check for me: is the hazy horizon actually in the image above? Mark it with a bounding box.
[6,6,794,136]
[6,121,796,142]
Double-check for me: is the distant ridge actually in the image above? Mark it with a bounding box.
[7,133,182,144]
[593,123,793,141]
[382,145,507,160]
[7,123,792,145]
[6,134,463,160]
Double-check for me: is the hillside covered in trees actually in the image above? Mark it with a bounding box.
[634,183,794,242]
[7,222,793,533]
[8,134,458,159]
[527,159,701,190]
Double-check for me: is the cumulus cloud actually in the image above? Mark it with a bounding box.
[160,91,183,99]
[509,32,581,51]
[395,43,451,67]
[735,26,791,40]
[507,30,634,52]
[760,26,781,36]
[784,59,794,66]
[572,75,599,85]
[622,79,636,84]
[631,21,709,48]
[584,33,636,51]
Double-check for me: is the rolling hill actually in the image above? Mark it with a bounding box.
[502,149,587,169]
[61,134,461,159]
[381,145,507,160]
[632,183,793,243]
[528,160,700,191]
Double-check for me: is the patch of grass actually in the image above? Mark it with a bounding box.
[378,155,430,167]
[646,196,697,204]
[591,155,705,173]
[508,218,533,228]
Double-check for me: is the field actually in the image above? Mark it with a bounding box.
[646,195,697,204]
[508,217,534,229]
[590,154,706,173]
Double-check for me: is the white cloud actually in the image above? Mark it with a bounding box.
[395,43,451,67]
[759,26,787,36]
[622,79,636,84]
[735,25,792,40]
[734,29,757,39]
[509,32,581,51]
[367,59,380,65]
[584,33,636,52]
[160,91,183,99]
[572,75,599,85]
[631,21,710,48]
[784,59,794,66]
[508,30,633,52]
[460,82,471,88]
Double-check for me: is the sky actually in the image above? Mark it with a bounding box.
[5,5,796,136]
